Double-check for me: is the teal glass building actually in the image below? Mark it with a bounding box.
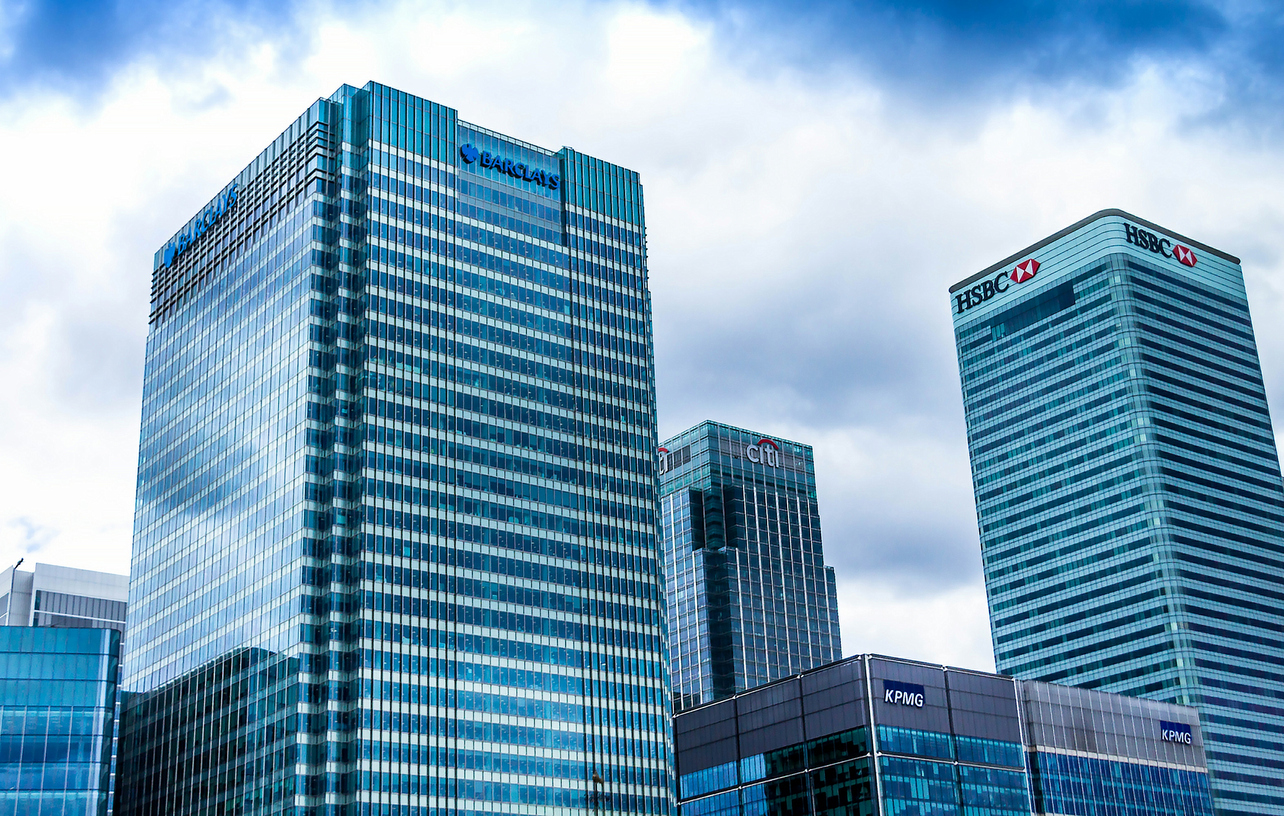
[658,422,841,712]
[120,82,669,816]
[951,210,1284,814]
[0,627,121,816]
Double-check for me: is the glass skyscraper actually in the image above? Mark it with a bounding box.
[120,82,669,816]
[951,209,1284,815]
[0,627,121,816]
[658,422,841,712]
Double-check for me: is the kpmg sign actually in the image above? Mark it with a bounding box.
[1160,720,1193,745]
[883,680,926,709]
[162,182,240,267]
[459,144,561,190]
[1124,223,1198,267]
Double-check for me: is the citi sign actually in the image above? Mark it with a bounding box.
[954,258,1040,315]
[1160,720,1193,745]
[1125,223,1197,267]
[745,438,781,467]
[883,680,925,709]
[459,144,561,190]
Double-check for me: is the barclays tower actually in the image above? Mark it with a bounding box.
[951,210,1284,814]
[120,83,670,816]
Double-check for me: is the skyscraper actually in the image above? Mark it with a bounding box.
[658,421,841,712]
[120,82,669,816]
[951,209,1284,815]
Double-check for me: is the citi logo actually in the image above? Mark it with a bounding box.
[657,447,671,475]
[745,438,781,467]
[1125,223,1197,267]
[953,258,1040,315]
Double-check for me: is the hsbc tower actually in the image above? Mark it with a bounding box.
[952,209,1284,815]
[658,421,842,712]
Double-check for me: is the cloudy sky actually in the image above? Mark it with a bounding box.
[3,0,1284,671]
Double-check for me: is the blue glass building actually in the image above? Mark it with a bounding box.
[0,627,121,816]
[951,209,1284,814]
[658,422,841,712]
[120,82,669,816]
[673,655,1213,816]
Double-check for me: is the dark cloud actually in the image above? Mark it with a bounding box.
[660,1,1284,120]
[0,0,327,101]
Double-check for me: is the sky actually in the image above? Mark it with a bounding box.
[2,0,1284,672]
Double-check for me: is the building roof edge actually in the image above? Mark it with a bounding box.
[948,208,1241,294]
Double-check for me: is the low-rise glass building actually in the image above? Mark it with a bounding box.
[0,627,121,816]
[674,654,1212,816]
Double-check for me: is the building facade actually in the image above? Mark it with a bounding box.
[0,563,128,633]
[950,209,1284,814]
[120,82,669,816]
[674,654,1213,816]
[0,627,121,816]
[658,422,841,712]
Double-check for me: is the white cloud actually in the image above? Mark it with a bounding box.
[2,0,1284,671]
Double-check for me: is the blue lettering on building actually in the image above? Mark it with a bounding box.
[459,144,560,190]
[162,182,240,267]
[883,680,925,708]
[1160,720,1193,744]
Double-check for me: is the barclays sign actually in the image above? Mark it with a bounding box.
[162,182,240,268]
[459,144,561,190]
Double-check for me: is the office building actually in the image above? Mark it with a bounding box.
[950,209,1284,814]
[659,422,841,712]
[0,562,129,815]
[0,627,122,816]
[119,82,668,816]
[0,562,129,632]
[673,654,1213,816]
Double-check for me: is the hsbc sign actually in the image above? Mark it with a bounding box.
[1125,223,1197,267]
[953,259,1040,315]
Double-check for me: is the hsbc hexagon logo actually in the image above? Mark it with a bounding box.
[1125,223,1198,268]
[1011,258,1040,283]
[953,258,1041,315]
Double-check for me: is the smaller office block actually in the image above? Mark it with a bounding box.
[0,627,121,816]
[674,654,1213,816]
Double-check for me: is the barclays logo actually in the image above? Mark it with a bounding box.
[162,182,240,268]
[460,144,561,190]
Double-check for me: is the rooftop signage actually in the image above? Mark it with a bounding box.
[1125,223,1197,267]
[953,258,1040,315]
[459,144,561,190]
[745,438,781,467]
[883,680,925,708]
[162,182,240,268]
[1160,720,1193,744]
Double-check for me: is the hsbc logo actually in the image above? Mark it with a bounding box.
[953,258,1040,315]
[1125,223,1197,268]
[745,438,781,467]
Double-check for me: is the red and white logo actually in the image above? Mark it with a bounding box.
[746,438,781,467]
[1011,259,1040,283]
[657,447,671,475]
[1173,245,1198,267]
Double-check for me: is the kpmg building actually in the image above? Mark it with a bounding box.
[120,82,669,816]
[951,210,1284,814]
[659,422,841,712]
[674,654,1214,816]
